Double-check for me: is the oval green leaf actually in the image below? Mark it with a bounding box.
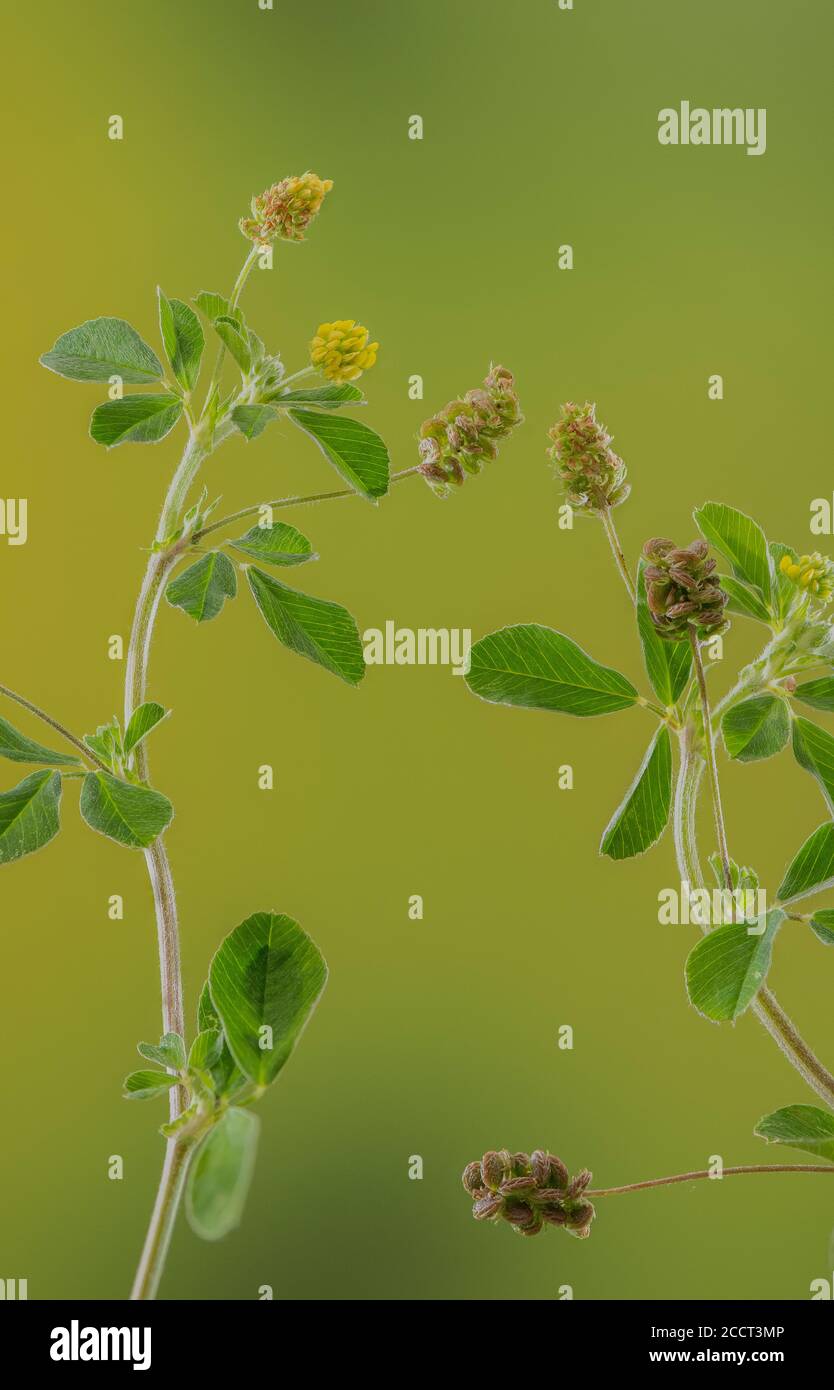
[465,624,638,716]
[247,567,365,685]
[231,404,278,441]
[791,716,834,812]
[79,771,173,849]
[722,694,789,762]
[158,288,204,391]
[776,821,834,904]
[0,715,80,767]
[793,677,834,713]
[809,911,834,946]
[167,552,237,623]
[123,702,168,758]
[600,724,672,860]
[754,1105,834,1164]
[0,769,62,865]
[693,501,772,604]
[208,911,327,1088]
[230,521,315,567]
[267,383,364,409]
[40,317,163,384]
[186,1107,260,1241]
[90,393,183,448]
[720,575,772,624]
[685,910,784,1022]
[288,408,389,500]
[123,1069,178,1100]
[213,316,251,374]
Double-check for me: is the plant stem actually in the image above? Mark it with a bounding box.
[200,246,259,419]
[586,1163,834,1198]
[0,682,108,772]
[129,1139,194,1301]
[599,504,636,605]
[673,676,834,1110]
[687,625,733,891]
[193,465,423,543]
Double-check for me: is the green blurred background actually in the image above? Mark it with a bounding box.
[2,0,833,1300]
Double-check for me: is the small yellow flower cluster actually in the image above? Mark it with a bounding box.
[240,173,333,245]
[310,320,379,383]
[780,551,834,601]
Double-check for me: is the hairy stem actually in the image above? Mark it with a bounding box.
[194,465,423,543]
[0,683,108,772]
[129,1139,194,1301]
[599,504,636,605]
[688,626,733,890]
[673,689,834,1110]
[587,1163,834,1198]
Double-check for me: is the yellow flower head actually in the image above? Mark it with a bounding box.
[240,173,333,245]
[779,551,834,601]
[310,320,379,383]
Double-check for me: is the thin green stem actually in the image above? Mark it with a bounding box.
[200,246,259,420]
[587,1163,834,1198]
[673,683,834,1110]
[599,504,636,605]
[129,1139,194,1301]
[0,682,107,772]
[687,625,733,891]
[194,465,423,543]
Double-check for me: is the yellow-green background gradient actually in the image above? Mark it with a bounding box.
[2,0,833,1299]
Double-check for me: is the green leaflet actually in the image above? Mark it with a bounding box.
[776,822,834,904]
[157,288,204,391]
[208,911,328,1088]
[721,694,789,762]
[793,677,834,713]
[754,1105,834,1164]
[636,560,691,706]
[247,567,365,685]
[600,725,672,860]
[685,910,784,1022]
[90,394,183,448]
[213,316,251,373]
[769,542,799,622]
[123,1070,178,1100]
[40,317,163,384]
[188,1029,224,1072]
[167,552,237,623]
[186,1107,260,1241]
[267,383,365,409]
[693,501,772,605]
[720,575,771,625]
[193,291,235,324]
[230,521,315,567]
[195,982,243,1096]
[809,910,834,945]
[79,771,173,849]
[137,1032,186,1070]
[123,702,168,758]
[0,770,62,865]
[0,715,80,767]
[708,855,759,894]
[288,408,389,500]
[465,624,638,716]
[791,716,834,812]
[231,405,278,441]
